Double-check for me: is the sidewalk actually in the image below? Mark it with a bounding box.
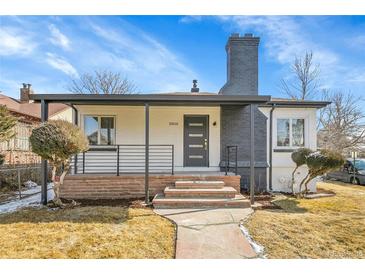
[154,207,258,259]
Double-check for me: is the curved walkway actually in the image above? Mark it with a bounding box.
[154,207,258,259]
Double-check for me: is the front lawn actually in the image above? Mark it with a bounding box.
[246,181,365,258]
[0,206,175,259]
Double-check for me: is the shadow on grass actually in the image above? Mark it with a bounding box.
[0,205,132,224]
[270,198,308,214]
[0,197,158,224]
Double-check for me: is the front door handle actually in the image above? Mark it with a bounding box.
[204,139,208,150]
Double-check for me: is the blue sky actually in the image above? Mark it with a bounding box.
[0,16,365,100]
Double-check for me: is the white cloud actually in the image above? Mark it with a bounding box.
[218,16,338,67]
[45,53,78,77]
[0,27,36,56]
[215,16,365,94]
[347,70,365,83]
[348,35,365,50]
[48,24,70,50]
[88,20,199,91]
[179,16,203,24]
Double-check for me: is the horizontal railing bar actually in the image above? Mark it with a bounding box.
[74,143,174,175]
[78,164,173,167]
[80,164,173,166]
[87,144,173,147]
[80,151,172,153]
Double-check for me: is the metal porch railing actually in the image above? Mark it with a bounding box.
[72,144,174,175]
[225,145,238,175]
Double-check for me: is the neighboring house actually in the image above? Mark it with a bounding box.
[0,84,71,165]
[31,33,329,206]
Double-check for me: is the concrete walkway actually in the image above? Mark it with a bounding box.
[154,208,257,259]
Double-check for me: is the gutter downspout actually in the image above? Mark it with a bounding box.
[68,104,78,125]
[269,104,276,191]
[69,104,79,175]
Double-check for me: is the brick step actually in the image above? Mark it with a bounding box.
[152,194,250,209]
[175,180,224,189]
[164,186,237,198]
[65,176,121,180]
[64,179,125,183]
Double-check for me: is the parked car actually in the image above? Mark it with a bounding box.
[326,158,365,185]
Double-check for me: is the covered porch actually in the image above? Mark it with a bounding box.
[31,93,270,205]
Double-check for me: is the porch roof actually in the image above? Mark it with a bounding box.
[30,93,271,106]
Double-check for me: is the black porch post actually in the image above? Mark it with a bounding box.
[72,106,78,174]
[250,104,255,205]
[145,103,150,204]
[41,99,49,205]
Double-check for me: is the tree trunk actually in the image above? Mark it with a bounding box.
[52,161,70,207]
[291,166,299,195]
[51,166,63,207]
[51,166,57,183]
[304,171,322,194]
[302,175,314,195]
[298,173,310,197]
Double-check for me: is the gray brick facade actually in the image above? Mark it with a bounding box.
[219,33,268,192]
[219,33,259,96]
[220,105,268,192]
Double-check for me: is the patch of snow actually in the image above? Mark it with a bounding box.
[239,224,266,258]
[0,183,54,214]
[23,180,38,189]
[16,185,42,197]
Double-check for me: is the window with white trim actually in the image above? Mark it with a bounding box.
[276,118,305,147]
[84,116,115,145]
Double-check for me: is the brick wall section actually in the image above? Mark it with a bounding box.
[220,105,268,192]
[220,35,259,96]
[60,174,241,200]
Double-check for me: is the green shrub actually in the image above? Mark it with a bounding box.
[299,149,344,195]
[30,120,88,205]
[0,105,17,144]
[291,148,313,167]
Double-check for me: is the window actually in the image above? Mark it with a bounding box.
[84,116,115,145]
[276,118,305,147]
[292,119,304,146]
[277,119,290,147]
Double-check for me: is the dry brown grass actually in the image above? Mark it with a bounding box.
[0,206,175,259]
[246,181,365,258]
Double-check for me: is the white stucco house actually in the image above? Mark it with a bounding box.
[30,33,329,207]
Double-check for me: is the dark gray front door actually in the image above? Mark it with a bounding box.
[184,115,209,167]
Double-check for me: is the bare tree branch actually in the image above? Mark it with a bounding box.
[318,89,365,155]
[68,70,136,94]
[281,51,320,100]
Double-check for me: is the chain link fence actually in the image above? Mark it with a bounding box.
[0,165,52,204]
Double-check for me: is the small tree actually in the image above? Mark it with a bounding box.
[298,149,344,196]
[281,51,320,100]
[68,70,136,94]
[318,89,365,155]
[290,148,313,194]
[0,105,17,165]
[30,120,89,206]
[0,105,17,143]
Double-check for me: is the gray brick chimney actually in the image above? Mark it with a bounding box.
[220,33,260,95]
[20,83,33,103]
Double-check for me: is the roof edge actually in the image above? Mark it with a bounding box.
[29,93,272,105]
[260,100,331,108]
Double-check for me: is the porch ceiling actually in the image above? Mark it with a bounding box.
[30,93,271,106]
